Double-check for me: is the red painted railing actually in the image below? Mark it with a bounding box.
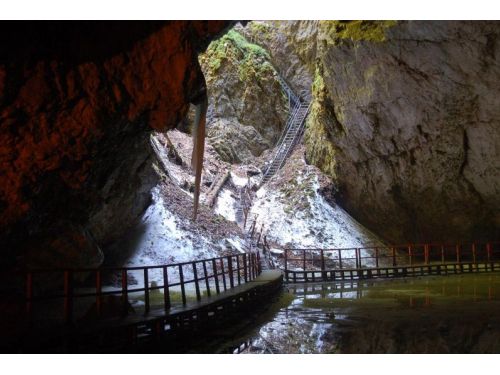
[284,242,500,281]
[25,252,261,325]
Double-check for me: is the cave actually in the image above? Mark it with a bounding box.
[1,16,500,360]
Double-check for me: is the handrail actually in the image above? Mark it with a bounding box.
[25,252,262,325]
[283,241,500,282]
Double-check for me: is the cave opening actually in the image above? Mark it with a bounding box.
[1,19,499,355]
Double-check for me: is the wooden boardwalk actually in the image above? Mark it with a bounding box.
[5,254,283,352]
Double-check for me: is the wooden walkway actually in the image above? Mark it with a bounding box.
[5,253,283,352]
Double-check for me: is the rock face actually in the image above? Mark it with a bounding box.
[0,21,231,268]
[199,29,288,163]
[247,20,500,243]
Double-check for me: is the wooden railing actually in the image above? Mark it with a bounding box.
[284,242,500,282]
[25,252,261,325]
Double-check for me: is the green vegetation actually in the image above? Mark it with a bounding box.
[321,20,397,45]
[200,29,273,83]
[304,64,340,182]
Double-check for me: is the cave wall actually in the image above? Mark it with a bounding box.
[246,20,500,244]
[0,21,232,268]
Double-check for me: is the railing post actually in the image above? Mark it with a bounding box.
[95,270,102,317]
[220,258,227,291]
[487,243,493,270]
[212,259,220,294]
[202,261,211,297]
[257,252,262,275]
[375,247,379,268]
[163,266,171,310]
[179,265,187,305]
[472,243,477,267]
[63,270,74,324]
[441,245,445,264]
[144,268,150,313]
[358,248,362,268]
[321,249,326,281]
[424,244,429,265]
[338,249,343,269]
[456,244,461,264]
[243,254,248,283]
[228,256,234,288]
[355,248,360,269]
[284,250,288,282]
[121,269,128,315]
[26,272,33,325]
[236,255,242,285]
[408,245,413,266]
[192,262,201,301]
[392,247,396,267]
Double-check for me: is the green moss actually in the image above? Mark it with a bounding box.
[321,20,397,45]
[200,29,271,82]
[304,64,341,182]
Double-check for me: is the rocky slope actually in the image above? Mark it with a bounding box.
[244,21,500,244]
[0,21,232,268]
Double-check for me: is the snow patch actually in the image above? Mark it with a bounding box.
[214,188,237,222]
[250,174,383,265]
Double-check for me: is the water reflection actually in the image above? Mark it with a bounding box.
[226,274,500,354]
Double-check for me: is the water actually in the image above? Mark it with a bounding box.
[216,273,500,353]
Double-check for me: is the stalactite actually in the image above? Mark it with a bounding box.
[191,93,208,220]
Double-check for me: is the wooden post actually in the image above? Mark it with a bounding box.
[441,245,445,264]
[202,261,211,297]
[303,250,306,274]
[456,244,461,264]
[284,250,288,282]
[95,270,102,317]
[321,249,326,281]
[424,244,429,265]
[358,248,362,268]
[408,245,413,266]
[144,268,150,313]
[338,250,343,269]
[228,256,234,289]
[192,262,201,301]
[63,270,73,324]
[121,269,128,315]
[26,272,33,324]
[212,259,220,294]
[236,255,241,285]
[220,258,227,291]
[243,254,248,283]
[375,247,379,268]
[257,252,262,275]
[472,243,477,266]
[163,266,171,310]
[392,247,396,267]
[355,248,360,269]
[487,243,493,270]
[179,265,186,305]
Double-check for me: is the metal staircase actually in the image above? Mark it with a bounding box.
[261,91,311,185]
